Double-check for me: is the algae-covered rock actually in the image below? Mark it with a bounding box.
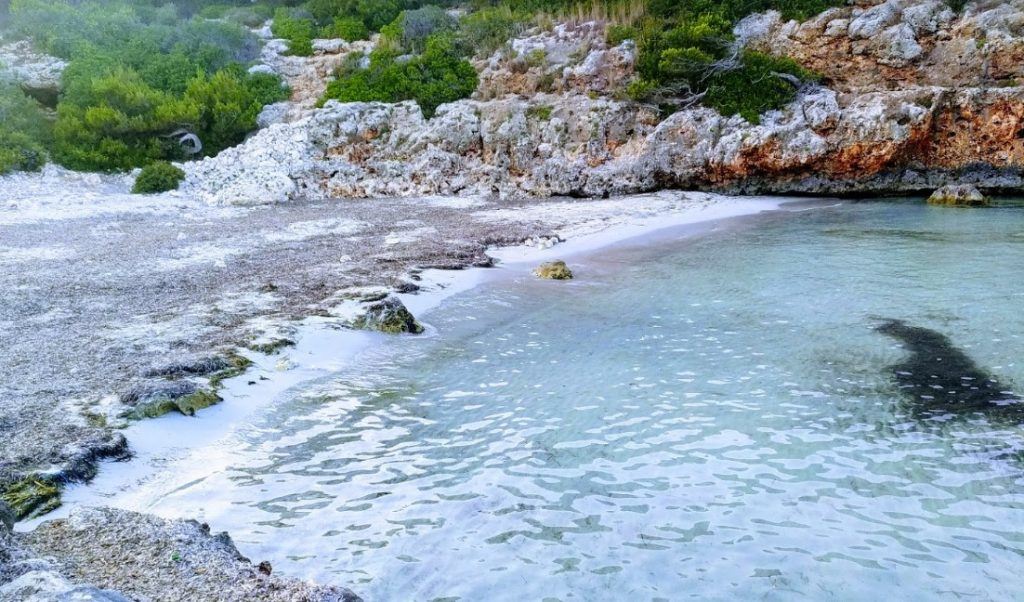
[352,296,424,334]
[533,260,574,280]
[927,184,990,207]
[119,382,222,419]
[0,477,61,521]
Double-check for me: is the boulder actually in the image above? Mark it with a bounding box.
[352,296,424,334]
[0,41,66,106]
[927,184,989,207]
[533,260,573,280]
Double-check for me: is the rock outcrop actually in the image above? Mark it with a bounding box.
[182,2,1024,205]
[0,40,66,106]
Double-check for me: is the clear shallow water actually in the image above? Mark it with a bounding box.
[120,202,1024,599]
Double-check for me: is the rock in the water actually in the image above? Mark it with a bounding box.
[533,260,573,280]
[927,184,989,207]
[352,296,424,334]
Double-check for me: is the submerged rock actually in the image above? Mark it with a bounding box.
[352,296,424,334]
[876,319,1023,422]
[927,184,989,207]
[533,260,574,280]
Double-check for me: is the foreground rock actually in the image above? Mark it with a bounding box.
[1,507,360,601]
[352,295,424,334]
[927,184,989,207]
[533,260,574,280]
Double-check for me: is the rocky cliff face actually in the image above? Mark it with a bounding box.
[180,1,1024,204]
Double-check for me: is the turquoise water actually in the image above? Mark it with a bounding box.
[152,202,1024,599]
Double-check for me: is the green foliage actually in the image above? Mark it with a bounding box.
[458,5,528,56]
[606,24,638,46]
[6,0,287,172]
[321,17,369,41]
[381,6,457,54]
[320,33,477,118]
[703,51,818,123]
[133,161,186,193]
[625,0,836,120]
[272,7,315,56]
[0,82,50,174]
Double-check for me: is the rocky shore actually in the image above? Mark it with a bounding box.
[2,0,1021,597]
[178,1,1024,205]
[0,169,757,597]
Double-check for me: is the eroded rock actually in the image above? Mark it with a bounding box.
[927,184,989,207]
[352,296,424,334]
[533,260,573,280]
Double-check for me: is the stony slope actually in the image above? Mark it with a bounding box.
[181,0,1024,205]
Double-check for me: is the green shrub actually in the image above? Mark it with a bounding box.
[320,33,477,118]
[380,6,457,54]
[626,0,834,119]
[458,5,528,57]
[0,82,51,174]
[321,17,369,41]
[272,7,316,56]
[606,24,638,46]
[133,161,185,193]
[7,0,286,172]
[223,4,275,27]
[703,52,819,123]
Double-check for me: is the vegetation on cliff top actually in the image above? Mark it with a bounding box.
[1,0,856,175]
[3,0,289,173]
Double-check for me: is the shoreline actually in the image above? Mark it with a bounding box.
[28,196,817,557]
[2,189,833,600]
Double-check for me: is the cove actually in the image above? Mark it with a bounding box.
[66,200,1024,601]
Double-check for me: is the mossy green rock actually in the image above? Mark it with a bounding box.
[1,477,61,521]
[927,184,990,207]
[533,260,573,280]
[124,386,222,419]
[353,296,424,334]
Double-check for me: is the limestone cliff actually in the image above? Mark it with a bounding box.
[177,0,1024,203]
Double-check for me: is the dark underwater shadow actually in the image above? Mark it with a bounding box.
[875,318,1024,425]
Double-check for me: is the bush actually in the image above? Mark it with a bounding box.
[271,7,315,56]
[0,82,51,174]
[320,17,369,41]
[380,6,457,54]
[7,0,287,172]
[458,5,528,57]
[703,52,819,123]
[606,24,638,46]
[320,34,477,118]
[133,161,185,193]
